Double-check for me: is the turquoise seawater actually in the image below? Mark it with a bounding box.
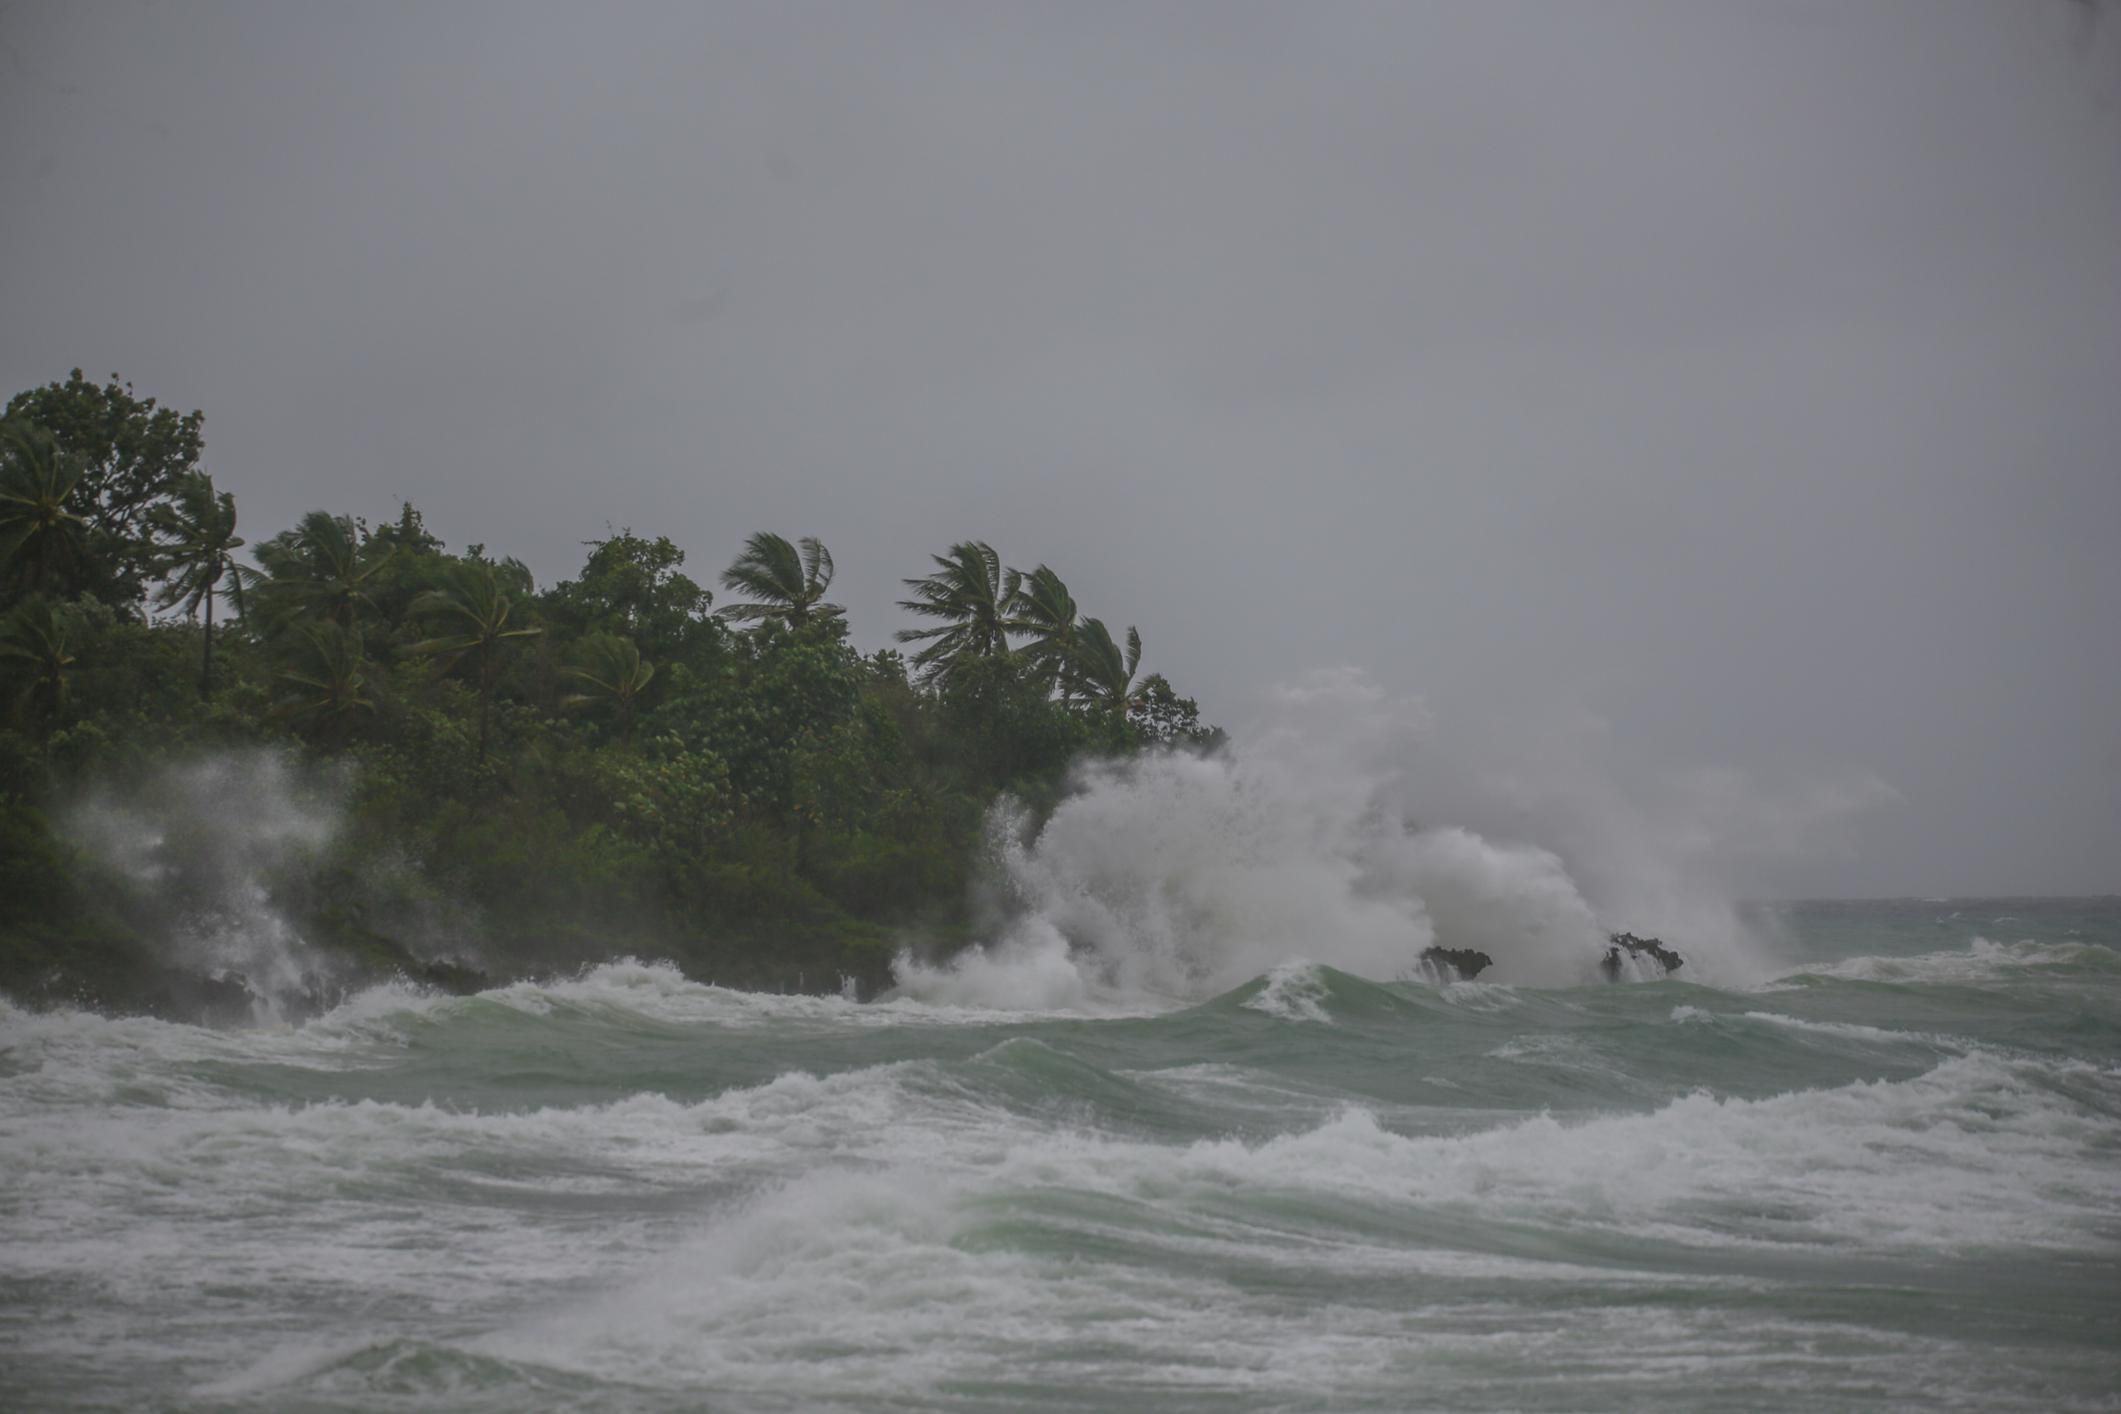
[2,899,2117,1411]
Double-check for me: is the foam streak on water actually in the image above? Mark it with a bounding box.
[3,900,2120,1412]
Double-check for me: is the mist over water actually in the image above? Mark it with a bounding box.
[4,1,2116,1404]
[5,692,2118,1411]
[899,670,1785,1007]
[4,902,2118,1411]
[63,753,347,1022]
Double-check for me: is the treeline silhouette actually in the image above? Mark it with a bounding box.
[0,370,1218,1016]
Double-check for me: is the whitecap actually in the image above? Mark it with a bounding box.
[1242,961,1333,1023]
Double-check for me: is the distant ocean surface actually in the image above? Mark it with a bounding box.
[3,898,2117,1411]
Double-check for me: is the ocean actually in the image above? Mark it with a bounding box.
[2,897,2117,1412]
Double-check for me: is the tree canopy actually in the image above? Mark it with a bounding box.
[0,371,1221,1019]
[719,531,839,628]
[895,540,1019,685]
[4,371,205,606]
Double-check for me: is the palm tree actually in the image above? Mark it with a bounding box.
[409,560,543,762]
[1006,564,1080,691]
[561,634,656,739]
[271,621,373,735]
[0,598,80,722]
[148,472,246,698]
[718,532,840,628]
[895,541,1020,685]
[0,422,88,598]
[1067,617,1145,713]
[252,510,388,629]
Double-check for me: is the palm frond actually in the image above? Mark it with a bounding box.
[719,531,839,627]
[1065,617,1144,709]
[893,540,1020,682]
[799,536,834,593]
[0,423,89,591]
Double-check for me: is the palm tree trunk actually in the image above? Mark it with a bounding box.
[201,587,215,700]
[476,644,494,764]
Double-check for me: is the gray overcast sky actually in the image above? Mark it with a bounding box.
[2,1,2116,897]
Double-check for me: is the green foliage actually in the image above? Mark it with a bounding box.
[542,529,717,665]
[253,511,387,630]
[0,422,91,603]
[610,734,735,884]
[896,540,1020,685]
[719,532,841,629]
[653,622,866,819]
[561,634,656,738]
[0,797,162,1014]
[936,651,1097,791]
[147,472,246,697]
[1068,617,1143,714]
[3,370,205,607]
[272,622,376,736]
[408,558,542,762]
[0,375,1229,1012]
[1129,673,1223,751]
[1006,564,1080,689]
[356,503,458,630]
[0,597,83,724]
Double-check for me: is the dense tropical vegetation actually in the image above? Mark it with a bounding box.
[0,371,1220,1019]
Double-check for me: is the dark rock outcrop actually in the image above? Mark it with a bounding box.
[1601,932,1684,980]
[1419,946,1494,982]
[153,967,260,1028]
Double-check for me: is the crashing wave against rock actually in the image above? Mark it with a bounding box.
[1601,932,1685,980]
[1420,935,1683,985]
[1417,946,1494,982]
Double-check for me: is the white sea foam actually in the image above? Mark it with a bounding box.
[1735,1011,1967,1049]
[1774,936,2115,986]
[324,959,1113,1034]
[444,1049,2120,1402]
[893,669,1783,1010]
[521,957,1143,1027]
[1668,1004,1969,1051]
[64,752,346,1022]
[1242,961,1333,1022]
[1428,980,1526,1013]
[10,964,2116,1412]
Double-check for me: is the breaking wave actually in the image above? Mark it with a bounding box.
[6,899,2120,1412]
[896,670,1788,1009]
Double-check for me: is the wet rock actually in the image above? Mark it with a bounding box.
[413,958,490,996]
[152,967,260,1027]
[1601,932,1684,980]
[1419,946,1494,982]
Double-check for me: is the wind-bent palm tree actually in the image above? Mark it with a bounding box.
[0,598,80,723]
[409,561,543,762]
[896,541,1020,685]
[0,422,88,597]
[718,532,840,628]
[271,622,373,735]
[1067,617,1145,713]
[149,472,246,698]
[1006,564,1080,691]
[561,634,656,739]
[252,510,388,629]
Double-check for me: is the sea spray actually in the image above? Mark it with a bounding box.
[1388,710,1892,984]
[897,669,1767,1005]
[1242,961,1334,1023]
[4,905,2117,1411]
[64,752,347,1021]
